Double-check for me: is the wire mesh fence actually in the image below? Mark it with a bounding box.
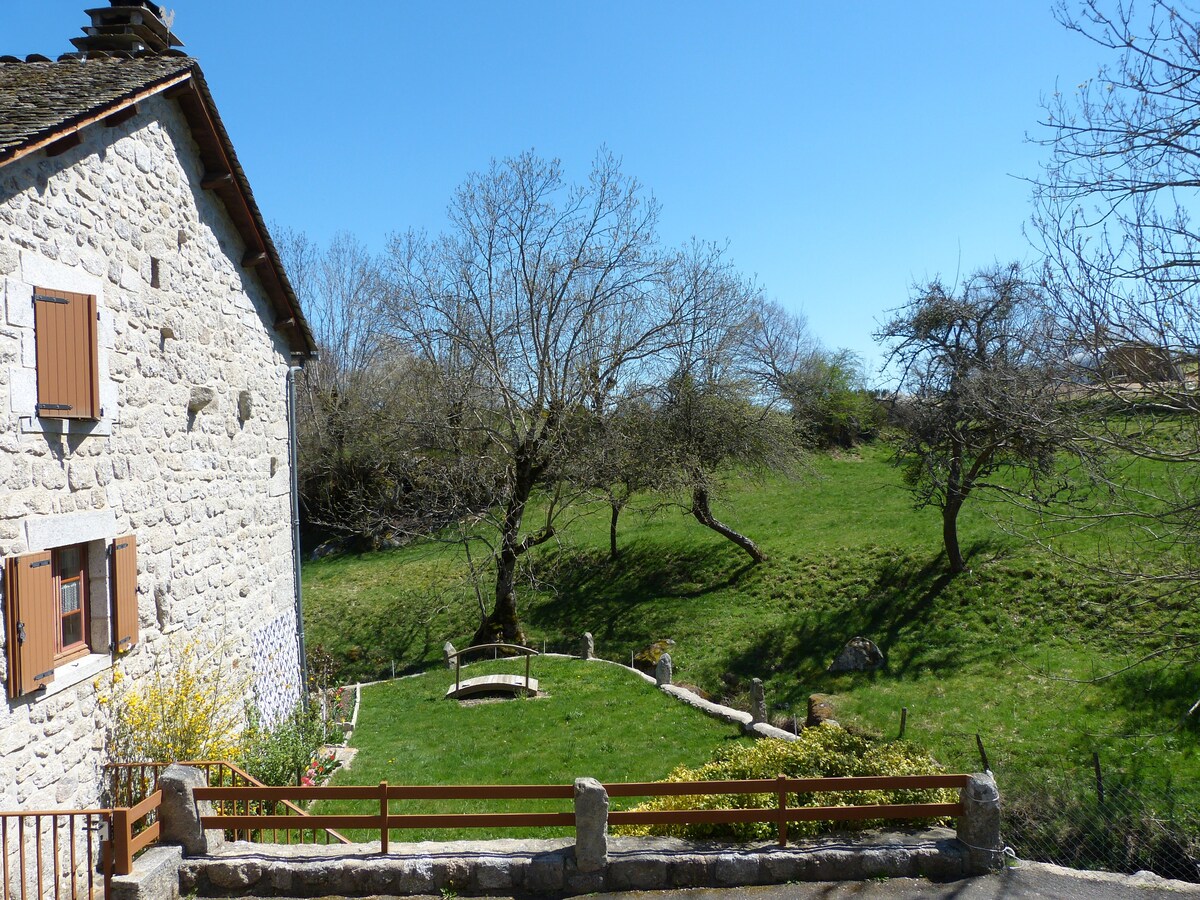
[1003,770,1200,880]
[911,726,1200,882]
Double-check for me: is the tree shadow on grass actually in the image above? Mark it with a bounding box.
[1089,660,1200,740]
[710,540,1011,704]
[526,540,755,644]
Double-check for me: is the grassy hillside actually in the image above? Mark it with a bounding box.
[303,444,1199,809]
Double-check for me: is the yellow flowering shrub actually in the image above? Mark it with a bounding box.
[614,725,958,842]
[101,639,247,763]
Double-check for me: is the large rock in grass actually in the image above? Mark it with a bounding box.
[828,636,884,673]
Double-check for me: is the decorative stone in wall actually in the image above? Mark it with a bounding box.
[750,678,767,724]
[250,611,301,728]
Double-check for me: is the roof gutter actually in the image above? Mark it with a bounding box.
[287,365,309,709]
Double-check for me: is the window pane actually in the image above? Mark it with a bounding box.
[57,546,80,578]
[61,612,82,648]
[60,579,81,615]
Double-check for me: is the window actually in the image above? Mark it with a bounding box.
[33,287,100,420]
[3,535,138,700]
[54,545,89,664]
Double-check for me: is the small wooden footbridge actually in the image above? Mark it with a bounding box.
[445,642,539,699]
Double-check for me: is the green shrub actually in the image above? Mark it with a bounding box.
[239,705,341,787]
[615,725,956,841]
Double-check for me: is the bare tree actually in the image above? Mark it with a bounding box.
[277,229,412,545]
[1031,3,1200,670]
[1034,0,1200,410]
[652,252,811,563]
[876,265,1068,573]
[384,150,689,645]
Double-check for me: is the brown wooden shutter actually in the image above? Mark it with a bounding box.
[110,535,138,653]
[3,552,56,698]
[34,288,100,419]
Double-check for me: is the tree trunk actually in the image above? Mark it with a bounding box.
[610,500,623,560]
[943,498,966,574]
[471,457,535,648]
[690,485,765,563]
[943,443,967,574]
[473,549,527,647]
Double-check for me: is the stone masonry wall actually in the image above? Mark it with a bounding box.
[0,89,301,810]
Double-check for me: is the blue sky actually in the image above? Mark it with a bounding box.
[2,2,1109,378]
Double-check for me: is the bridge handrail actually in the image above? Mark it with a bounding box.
[448,643,539,696]
[446,642,540,663]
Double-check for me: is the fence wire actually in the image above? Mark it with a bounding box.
[1003,772,1200,880]
[911,727,1200,882]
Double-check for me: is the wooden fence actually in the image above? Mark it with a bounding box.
[104,759,349,846]
[196,773,970,851]
[0,760,350,900]
[1,771,970,898]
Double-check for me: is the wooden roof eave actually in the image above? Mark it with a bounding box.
[164,71,316,357]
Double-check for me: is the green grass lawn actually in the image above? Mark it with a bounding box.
[303,443,1200,816]
[316,655,746,840]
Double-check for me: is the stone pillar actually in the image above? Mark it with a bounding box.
[443,642,457,669]
[574,777,609,873]
[750,678,767,724]
[158,764,225,856]
[580,632,595,660]
[957,772,1002,874]
[654,653,672,686]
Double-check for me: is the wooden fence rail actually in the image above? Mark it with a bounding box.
[196,773,970,851]
[110,790,161,878]
[1,771,972,897]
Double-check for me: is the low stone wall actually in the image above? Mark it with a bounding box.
[179,831,970,897]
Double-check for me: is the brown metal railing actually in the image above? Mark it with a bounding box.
[195,773,970,851]
[104,760,350,846]
[0,808,112,900]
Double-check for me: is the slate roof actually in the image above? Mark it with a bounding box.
[0,54,316,356]
[0,55,195,158]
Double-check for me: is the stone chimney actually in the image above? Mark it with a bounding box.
[71,2,184,56]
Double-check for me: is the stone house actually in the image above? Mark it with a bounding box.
[0,2,316,811]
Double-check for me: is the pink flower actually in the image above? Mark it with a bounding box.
[301,776,314,786]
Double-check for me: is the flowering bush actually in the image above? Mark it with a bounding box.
[99,640,245,763]
[614,726,957,841]
[301,751,341,786]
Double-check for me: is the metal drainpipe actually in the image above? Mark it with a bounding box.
[287,364,310,708]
